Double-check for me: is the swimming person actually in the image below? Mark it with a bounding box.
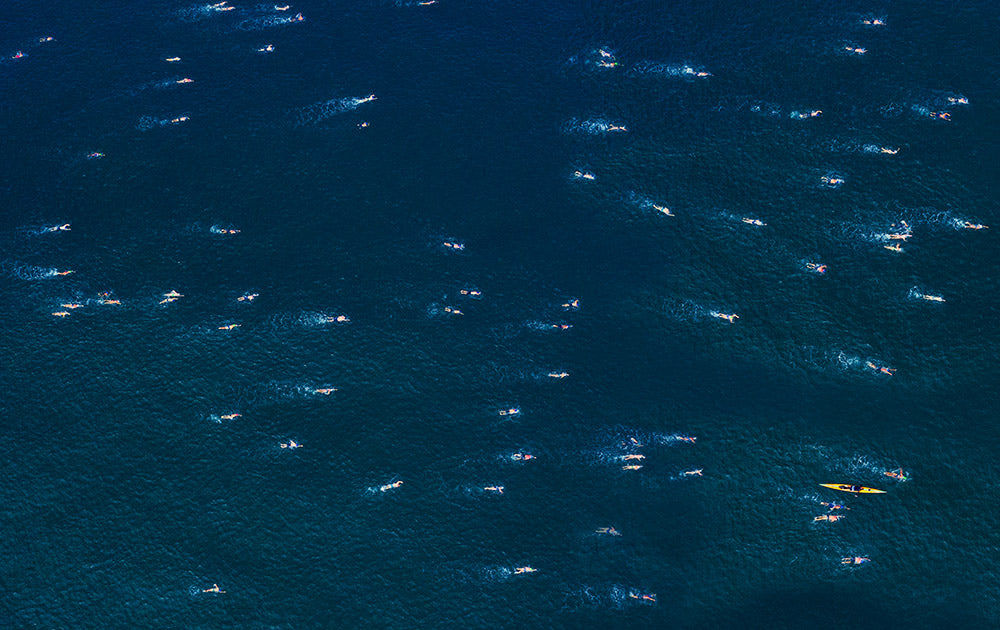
[220,413,241,420]
[561,298,579,309]
[443,306,463,315]
[258,44,275,53]
[547,372,569,378]
[629,591,656,603]
[742,218,766,226]
[498,408,520,416]
[595,527,621,536]
[821,502,849,511]
[52,311,70,318]
[358,94,376,103]
[218,324,241,331]
[842,556,870,566]
[54,270,75,276]
[677,436,697,443]
[608,124,628,132]
[865,361,896,376]
[884,243,903,253]
[461,289,482,297]
[165,57,181,62]
[176,78,194,84]
[963,222,988,230]
[711,312,739,323]
[442,241,465,250]
[484,486,504,494]
[237,293,259,302]
[514,567,537,574]
[170,116,190,124]
[814,514,845,522]
[806,263,827,274]
[380,481,403,492]
[61,303,84,309]
[511,453,535,461]
[622,464,643,471]
[879,147,900,154]
[551,323,572,330]
[930,111,951,121]
[48,223,71,232]
[324,315,350,323]
[573,170,596,180]
[683,469,703,476]
[621,454,645,461]
[920,294,945,302]
[884,468,908,481]
[280,440,301,449]
[203,584,226,593]
[313,388,337,395]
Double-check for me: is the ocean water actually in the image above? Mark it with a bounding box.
[2,1,999,628]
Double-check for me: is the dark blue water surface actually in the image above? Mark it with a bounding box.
[2,1,999,628]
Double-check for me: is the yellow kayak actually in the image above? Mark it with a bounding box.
[820,484,886,494]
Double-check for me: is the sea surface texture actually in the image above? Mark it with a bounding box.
[2,0,999,628]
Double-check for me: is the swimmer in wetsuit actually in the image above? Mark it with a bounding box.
[561,298,579,309]
[48,224,71,232]
[258,44,274,53]
[742,218,766,226]
[652,204,673,216]
[806,263,827,274]
[498,408,520,416]
[865,361,896,376]
[551,323,572,330]
[596,527,621,536]
[460,289,482,297]
[281,440,301,449]
[324,315,350,323]
[821,502,849,511]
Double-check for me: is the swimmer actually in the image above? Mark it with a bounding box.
[484,486,504,494]
[624,437,643,448]
[711,312,739,323]
[814,514,845,522]
[12,51,25,60]
[652,204,674,216]
[39,36,55,42]
[677,436,696,443]
[324,315,351,323]
[443,306,463,315]
[821,502,849,511]
[358,94,376,103]
[218,324,241,331]
[60,303,83,309]
[237,293,259,302]
[608,124,628,132]
[598,49,614,59]
[741,218,766,227]
[357,121,369,128]
[275,4,290,9]
[258,44,275,53]
[794,110,822,119]
[165,57,181,62]
[418,1,438,5]
[442,241,465,250]
[683,469,703,477]
[573,170,596,180]
[48,223,71,232]
[551,323,572,330]
[883,243,903,253]
[865,361,896,376]
[862,18,885,26]
[885,233,910,241]
[87,152,105,159]
[844,46,867,55]
[879,147,900,155]
[101,299,121,305]
[821,175,845,187]
[313,388,337,395]
[498,407,520,416]
[170,116,189,124]
[629,591,657,603]
[514,567,537,574]
[460,289,482,297]
[511,453,535,461]
[842,556,870,566]
[622,464,643,471]
[595,527,621,536]
[52,311,70,318]
[380,480,403,492]
[561,298,579,309]
[280,440,301,449]
[203,584,226,594]
[806,262,827,274]
[884,467,908,481]
[547,371,569,378]
[962,222,988,230]
[293,12,304,21]
[929,111,951,121]
[220,413,241,420]
[947,96,970,105]
[596,60,619,68]
[919,293,945,303]
[176,78,194,84]
[160,297,178,304]
[621,454,645,461]
[54,270,74,276]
